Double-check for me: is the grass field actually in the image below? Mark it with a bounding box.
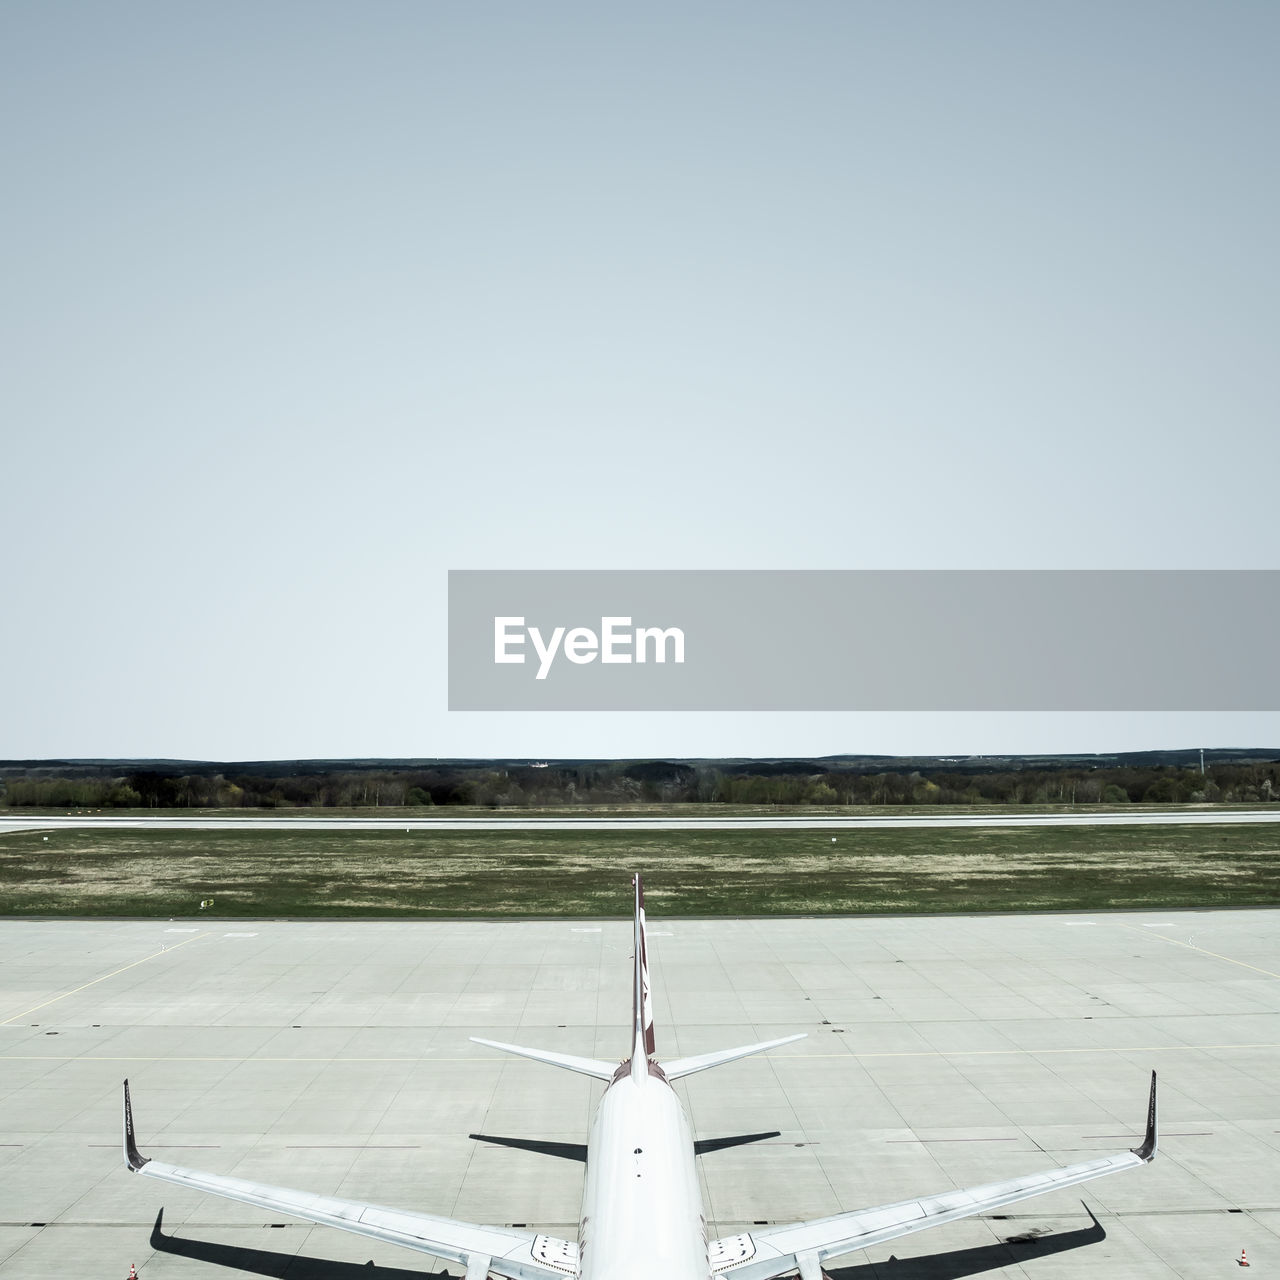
[1,822,1278,917]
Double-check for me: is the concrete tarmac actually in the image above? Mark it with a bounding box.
[1,909,1278,1278]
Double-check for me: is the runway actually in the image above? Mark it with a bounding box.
[3,808,1280,834]
[1,909,1277,1278]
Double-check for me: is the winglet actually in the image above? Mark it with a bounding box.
[1131,1070,1158,1162]
[123,1078,150,1172]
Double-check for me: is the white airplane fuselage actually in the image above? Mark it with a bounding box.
[580,1068,707,1280]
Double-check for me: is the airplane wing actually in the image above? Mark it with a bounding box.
[123,1080,572,1280]
[709,1072,1157,1280]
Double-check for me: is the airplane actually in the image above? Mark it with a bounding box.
[124,874,1157,1278]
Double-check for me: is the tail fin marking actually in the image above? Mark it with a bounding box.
[634,872,656,1060]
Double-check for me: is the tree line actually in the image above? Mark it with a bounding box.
[1,758,1277,809]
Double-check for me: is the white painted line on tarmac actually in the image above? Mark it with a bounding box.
[1113,921,1280,979]
[0,931,213,1025]
[4,1041,1278,1065]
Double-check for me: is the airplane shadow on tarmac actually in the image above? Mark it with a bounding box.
[467,1129,786,1161]
[825,1205,1106,1280]
[149,1208,436,1278]
[150,1204,1105,1280]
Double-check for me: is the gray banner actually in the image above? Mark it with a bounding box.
[448,570,1280,711]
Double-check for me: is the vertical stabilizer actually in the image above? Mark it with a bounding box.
[630,873,655,1084]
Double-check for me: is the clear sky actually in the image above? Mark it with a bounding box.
[3,2,1277,761]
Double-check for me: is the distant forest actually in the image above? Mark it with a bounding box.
[2,751,1278,809]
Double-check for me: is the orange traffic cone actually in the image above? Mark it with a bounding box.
[127,1266,138,1279]
[1238,1249,1249,1267]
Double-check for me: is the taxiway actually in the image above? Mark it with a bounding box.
[1,910,1277,1277]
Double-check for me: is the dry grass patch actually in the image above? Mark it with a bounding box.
[1,823,1277,917]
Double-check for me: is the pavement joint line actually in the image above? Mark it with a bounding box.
[1113,921,1280,979]
[3,1042,1278,1063]
[0,931,214,1026]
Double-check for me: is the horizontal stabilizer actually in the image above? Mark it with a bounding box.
[470,1038,617,1081]
[664,1034,806,1081]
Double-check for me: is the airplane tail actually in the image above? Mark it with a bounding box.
[473,874,805,1084]
[627,871,806,1083]
[631,873,656,1081]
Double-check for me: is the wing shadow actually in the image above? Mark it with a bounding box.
[468,1130,782,1162]
[695,1131,784,1156]
[149,1207,438,1278]
[468,1133,588,1162]
[825,1205,1106,1280]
